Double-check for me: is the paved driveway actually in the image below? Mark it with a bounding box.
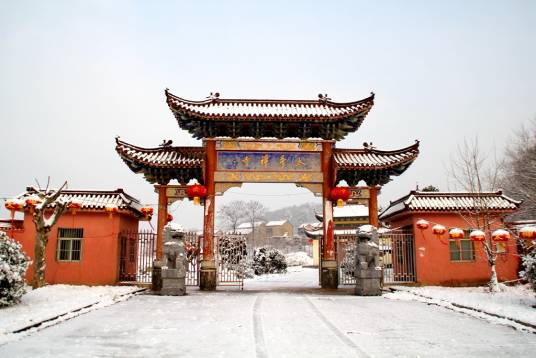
[1,269,535,357]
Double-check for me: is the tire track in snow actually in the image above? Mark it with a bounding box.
[304,296,371,358]
[253,295,268,358]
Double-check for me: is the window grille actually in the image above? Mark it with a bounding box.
[57,228,83,262]
[449,239,475,261]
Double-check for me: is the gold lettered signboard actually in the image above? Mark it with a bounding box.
[348,187,371,205]
[214,140,324,184]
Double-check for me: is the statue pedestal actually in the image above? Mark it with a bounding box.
[152,224,187,296]
[160,268,186,296]
[355,269,382,296]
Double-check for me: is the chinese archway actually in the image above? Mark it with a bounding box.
[115,89,419,290]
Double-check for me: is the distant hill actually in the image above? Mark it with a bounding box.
[264,202,321,233]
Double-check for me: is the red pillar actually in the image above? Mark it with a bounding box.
[369,186,379,227]
[200,139,217,290]
[321,141,338,288]
[156,185,168,261]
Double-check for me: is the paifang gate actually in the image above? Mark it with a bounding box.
[115,90,420,290]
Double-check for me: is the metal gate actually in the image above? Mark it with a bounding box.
[119,230,202,286]
[336,229,416,286]
[184,232,201,286]
[119,230,156,283]
[215,234,247,289]
[382,228,416,284]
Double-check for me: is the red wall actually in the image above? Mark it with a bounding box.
[11,211,139,286]
[387,213,519,286]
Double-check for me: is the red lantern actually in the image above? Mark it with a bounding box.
[25,196,42,214]
[140,206,154,219]
[449,228,464,240]
[519,226,536,240]
[5,199,25,219]
[105,204,118,219]
[416,219,430,230]
[68,199,82,215]
[491,229,510,242]
[186,183,207,205]
[432,224,446,236]
[330,186,350,208]
[167,214,173,223]
[469,230,486,242]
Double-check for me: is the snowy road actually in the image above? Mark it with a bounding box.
[1,268,535,357]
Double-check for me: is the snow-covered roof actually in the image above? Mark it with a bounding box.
[237,221,265,229]
[315,205,369,221]
[16,187,144,217]
[266,220,288,227]
[380,191,522,220]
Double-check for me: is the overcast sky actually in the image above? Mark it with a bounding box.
[1,0,535,230]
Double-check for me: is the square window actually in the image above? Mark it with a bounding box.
[57,228,83,262]
[449,238,474,262]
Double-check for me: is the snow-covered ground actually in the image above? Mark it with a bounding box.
[385,284,536,332]
[0,285,141,345]
[1,270,535,357]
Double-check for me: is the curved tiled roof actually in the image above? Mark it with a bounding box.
[115,138,204,185]
[116,138,204,168]
[165,89,375,140]
[334,141,420,186]
[379,191,522,220]
[334,141,419,169]
[19,188,144,217]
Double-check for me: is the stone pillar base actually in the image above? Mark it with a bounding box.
[151,260,162,292]
[200,260,217,291]
[320,260,338,289]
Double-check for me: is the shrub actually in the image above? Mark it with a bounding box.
[0,231,30,307]
[520,249,536,292]
[252,247,287,275]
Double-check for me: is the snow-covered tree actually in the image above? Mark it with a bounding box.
[448,138,505,293]
[28,181,70,288]
[500,119,536,220]
[245,201,267,249]
[520,248,536,292]
[217,200,246,233]
[0,231,30,307]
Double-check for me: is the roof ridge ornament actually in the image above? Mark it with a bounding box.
[207,92,220,102]
[318,93,331,103]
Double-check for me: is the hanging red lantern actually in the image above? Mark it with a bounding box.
[105,204,119,219]
[68,199,83,215]
[330,186,350,208]
[491,229,510,242]
[469,230,486,242]
[140,206,154,220]
[432,224,446,236]
[167,214,173,223]
[25,195,42,214]
[519,226,536,240]
[449,228,464,240]
[416,219,430,230]
[5,199,25,219]
[186,183,207,205]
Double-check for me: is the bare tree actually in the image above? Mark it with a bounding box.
[30,181,70,288]
[245,200,267,249]
[217,200,246,233]
[500,119,536,220]
[448,138,505,292]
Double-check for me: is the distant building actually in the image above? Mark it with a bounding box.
[265,220,293,237]
[380,190,521,286]
[4,188,145,286]
[304,204,369,266]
